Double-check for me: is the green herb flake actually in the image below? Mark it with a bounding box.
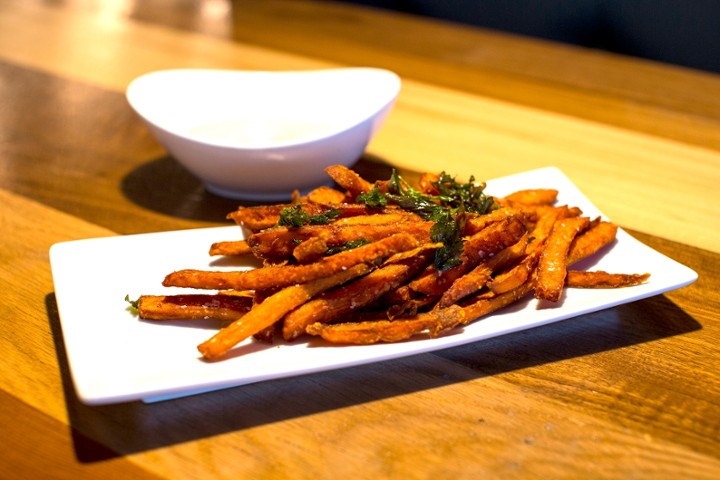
[356,187,387,207]
[125,294,139,313]
[325,238,371,256]
[277,205,309,228]
[309,208,343,225]
[430,209,468,271]
[380,169,495,270]
[277,205,343,228]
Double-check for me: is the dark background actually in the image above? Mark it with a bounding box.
[332,0,720,73]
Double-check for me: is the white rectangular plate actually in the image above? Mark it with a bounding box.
[50,167,697,405]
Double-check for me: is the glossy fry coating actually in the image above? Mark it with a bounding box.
[324,164,374,197]
[163,233,420,291]
[138,165,648,361]
[137,294,253,321]
[305,305,465,344]
[566,270,650,288]
[305,185,348,204]
[488,246,542,295]
[535,216,590,302]
[567,221,618,265]
[409,216,525,296]
[502,188,558,205]
[282,251,433,340]
[292,236,328,264]
[209,240,253,256]
[247,221,432,260]
[197,263,371,360]
[437,233,530,307]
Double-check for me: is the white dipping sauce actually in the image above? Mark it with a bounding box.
[188,119,332,146]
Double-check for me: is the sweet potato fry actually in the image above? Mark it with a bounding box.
[435,265,492,308]
[292,237,328,264]
[461,281,535,324]
[566,270,650,288]
[209,240,253,257]
[488,246,542,295]
[229,203,417,231]
[503,188,558,205]
[197,263,371,359]
[525,206,572,252]
[334,211,423,225]
[246,221,432,261]
[305,305,465,344]
[383,242,442,265]
[417,172,440,195]
[535,216,590,302]
[464,207,523,236]
[163,233,420,291]
[137,294,253,321]
[409,216,525,296]
[305,185,348,204]
[567,221,618,265]
[437,233,531,308]
[282,250,433,340]
[325,164,374,197]
[226,204,297,232]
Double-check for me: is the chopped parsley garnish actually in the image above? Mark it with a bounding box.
[430,209,468,270]
[356,187,388,207]
[277,205,343,228]
[358,170,495,271]
[325,238,371,256]
[125,294,139,313]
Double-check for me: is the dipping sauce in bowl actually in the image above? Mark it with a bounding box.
[126,68,401,200]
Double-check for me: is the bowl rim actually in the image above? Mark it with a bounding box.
[125,67,402,150]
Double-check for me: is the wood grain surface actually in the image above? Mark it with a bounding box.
[1,1,718,478]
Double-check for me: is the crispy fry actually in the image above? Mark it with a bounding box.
[163,233,420,291]
[197,263,371,359]
[437,233,531,308]
[566,270,650,288]
[209,240,253,257]
[417,172,440,195]
[383,241,442,265]
[503,188,558,205]
[461,280,535,324]
[435,265,492,308]
[292,237,328,264]
[325,164,374,197]
[137,294,253,321]
[305,185,348,204]
[226,204,295,231]
[464,207,524,235]
[229,203,417,231]
[246,221,432,261]
[535,216,590,302]
[305,305,465,344]
[334,211,423,225]
[282,250,433,340]
[386,295,438,319]
[567,221,618,265]
[488,245,542,295]
[409,216,525,296]
[525,206,572,252]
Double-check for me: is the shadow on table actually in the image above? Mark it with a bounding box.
[45,291,700,463]
[120,153,399,222]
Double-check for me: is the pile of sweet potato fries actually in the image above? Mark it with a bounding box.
[133,165,649,361]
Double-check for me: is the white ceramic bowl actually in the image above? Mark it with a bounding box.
[126,68,401,200]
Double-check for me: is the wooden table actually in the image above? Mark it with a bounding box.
[1,1,718,478]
